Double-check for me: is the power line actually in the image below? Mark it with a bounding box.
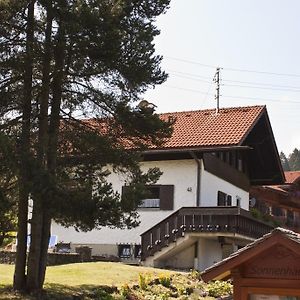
[222,78,300,90]
[222,83,300,93]
[165,56,300,78]
[221,94,300,104]
[162,84,300,104]
[169,73,212,84]
[167,69,212,80]
[163,84,214,95]
[168,70,300,92]
[224,66,300,78]
[165,56,217,69]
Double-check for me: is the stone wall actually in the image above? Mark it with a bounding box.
[0,251,82,266]
[0,250,119,265]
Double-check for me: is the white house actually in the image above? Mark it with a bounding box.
[51,105,284,270]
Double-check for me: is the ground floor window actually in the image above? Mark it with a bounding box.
[118,244,141,259]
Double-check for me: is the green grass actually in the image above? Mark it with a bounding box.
[0,262,178,299]
[0,263,231,299]
[0,262,174,287]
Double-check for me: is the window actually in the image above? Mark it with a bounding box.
[217,191,232,206]
[139,186,160,208]
[272,206,283,217]
[122,185,174,210]
[118,244,131,258]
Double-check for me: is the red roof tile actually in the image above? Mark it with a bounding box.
[157,105,265,150]
[284,171,300,184]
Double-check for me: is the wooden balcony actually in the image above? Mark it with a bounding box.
[141,206,274,261]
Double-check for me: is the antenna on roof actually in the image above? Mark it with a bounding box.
[213,67,221,114]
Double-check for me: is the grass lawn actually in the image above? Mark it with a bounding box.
[0,262,231,299]
[0,262,175,287]
[0,262,178,299]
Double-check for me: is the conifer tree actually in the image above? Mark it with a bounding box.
[289,148,300,171]
[280,151,290,171]
[1,0,172,293]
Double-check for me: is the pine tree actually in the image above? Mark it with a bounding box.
[280,151,290,171]
[1,0,172,293]
[289,148,300,171]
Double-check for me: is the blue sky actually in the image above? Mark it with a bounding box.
[143,0,300,155]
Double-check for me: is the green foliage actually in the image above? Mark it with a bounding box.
[190,269,201,280]
[158,274,171,288]
[250,207,281,227]
[2,0,173,291]
[280,149,300,171]
[160,293,170,300]
[120,283,130,298]
[288,148,300,171]
[280,151,290,171]
[206,280,233,297]
[138,273,149,290]
[93,289,115,300]
[0,262,234,299]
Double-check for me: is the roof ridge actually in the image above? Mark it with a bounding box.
[158,105,266,116]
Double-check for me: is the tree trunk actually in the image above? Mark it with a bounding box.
[13,0,35,291]
[38,17,66,289]
[26,6,66,290]
[26,0,53,293]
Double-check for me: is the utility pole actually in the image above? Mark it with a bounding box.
[214,67,220,114]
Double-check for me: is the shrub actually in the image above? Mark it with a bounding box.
[94,289,114,300]
[206,280,233,297]
[120,283,131,298]
[138,273,148,290]
[158,274,171,288]
[190,269,201,280]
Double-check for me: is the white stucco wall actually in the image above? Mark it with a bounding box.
[197,238,223,271]
[200,162,249,210]
[51,158,250,251]
[51,159,198,246]
[164,244,195,270]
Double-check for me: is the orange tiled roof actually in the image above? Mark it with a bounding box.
[284,171,300,184]
[157,105,265,149]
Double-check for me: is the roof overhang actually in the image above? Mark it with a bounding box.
[141,145,252,155]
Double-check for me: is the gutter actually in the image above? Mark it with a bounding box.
[189,151,201,207]
[141,145,252,155]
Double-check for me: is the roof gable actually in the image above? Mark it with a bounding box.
[201,228,300,282]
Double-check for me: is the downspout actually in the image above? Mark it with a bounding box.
[189,151,202,207]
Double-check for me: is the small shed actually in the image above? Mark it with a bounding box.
[201,228,300,299]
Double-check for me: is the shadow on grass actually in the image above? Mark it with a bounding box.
[0,284,119,300]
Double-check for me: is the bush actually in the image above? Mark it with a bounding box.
[206,280,233,297]
[158,274,171,288]
[94,289,114,300]
[190,269,201,280]
[138,273,148,290]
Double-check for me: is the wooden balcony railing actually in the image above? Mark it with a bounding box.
[141,206,273,261]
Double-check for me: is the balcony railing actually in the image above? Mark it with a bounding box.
[141,206,273,261]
